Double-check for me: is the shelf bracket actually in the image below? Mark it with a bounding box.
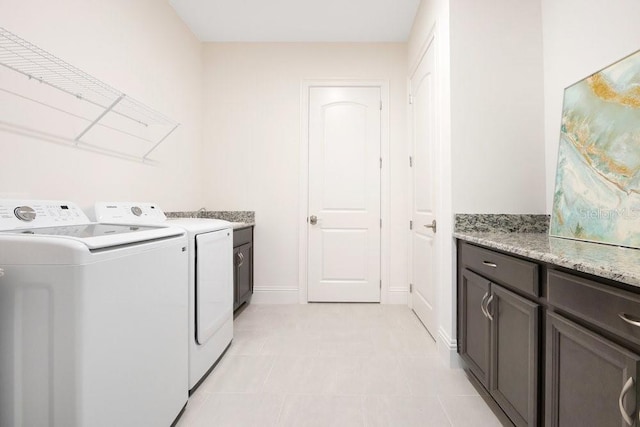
[74,94,125,145]
[142,123,180,160]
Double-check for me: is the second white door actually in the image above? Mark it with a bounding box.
[307,86,381,302]
[410,41,438,338]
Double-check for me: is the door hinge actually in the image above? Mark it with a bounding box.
[409,220,413,230]
[409,283,413,293]
[380,218,382,228]
[379,100,383,111]
[380,279,382,289]
[409,94,414,105]
[380,157,382,169]
[409,156,413,167]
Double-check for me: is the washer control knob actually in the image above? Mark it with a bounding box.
[14,206,36,222]
[131,206,143,216]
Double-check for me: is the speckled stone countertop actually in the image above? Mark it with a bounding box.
[454,231,640,288]
[453,213,640,287]
[165,210,255,229]
[455,214,550,233]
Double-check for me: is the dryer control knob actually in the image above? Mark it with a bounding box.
[131,206,143,216]
[14,206,36,222]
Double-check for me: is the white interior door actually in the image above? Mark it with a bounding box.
[307,86,381,302]
[410,42,438,337]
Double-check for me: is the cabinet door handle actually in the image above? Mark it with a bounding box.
[485,294,494,321]
[619,313,640,328]
[619,376,635,426]
[482,261,497,268]
[237,252,244,268]
[480,291,490,318]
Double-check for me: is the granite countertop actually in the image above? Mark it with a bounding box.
[454,231,640,288]
[230,221,255,230]
[165,210,255,229]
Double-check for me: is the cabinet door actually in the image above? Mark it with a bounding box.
[546,312,640,427]
[235,242,253,309]
[233,246,241,308]
[459,268,491,387]
[489,284,539,427]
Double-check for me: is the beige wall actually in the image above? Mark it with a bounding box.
[0,0,204,211]
[450,0,546,214]
[201,43,408,300]
[541,0,640,211]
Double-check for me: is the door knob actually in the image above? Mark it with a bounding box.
[424,219,437,233]
[309,215,318,225]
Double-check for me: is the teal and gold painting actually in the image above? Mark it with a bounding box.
[550,49,640,248]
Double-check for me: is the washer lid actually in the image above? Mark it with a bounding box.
[95,202,232,234]
[0,223,184,250]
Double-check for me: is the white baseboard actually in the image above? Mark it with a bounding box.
[386,287,408,305]
[437,327,462,368]
[251,288,299,304]
[252,287,409,305]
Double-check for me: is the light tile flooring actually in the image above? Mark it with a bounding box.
[177,304,502,427]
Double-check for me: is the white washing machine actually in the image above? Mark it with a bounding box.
[0,200,189,427]
[94,202,233,392]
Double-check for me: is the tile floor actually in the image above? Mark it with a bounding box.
[177,304,502,427]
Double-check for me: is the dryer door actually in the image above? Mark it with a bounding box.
[195,229,232,344]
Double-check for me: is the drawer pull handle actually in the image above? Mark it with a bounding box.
[485,294,494,321]
[619,376,635,426]
[482,261,497,268]
[619,313,640,328]
[480,291,490,318]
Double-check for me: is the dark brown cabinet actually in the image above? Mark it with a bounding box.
[546,270,640,427]
[546,312,640,427]
[490,284,539,427]
[457,239,640,427]
[458,262,539,427]
[547,269,640,349]
[459,268,491,387]
[233,226,253,311]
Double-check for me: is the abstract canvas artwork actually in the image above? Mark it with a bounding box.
[550,49,640,248]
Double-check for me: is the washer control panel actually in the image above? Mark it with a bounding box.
[95,202,167,224]
[14,206,36,222]
[0,200,90,230]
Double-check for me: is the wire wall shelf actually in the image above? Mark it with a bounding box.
[0,27,179,163]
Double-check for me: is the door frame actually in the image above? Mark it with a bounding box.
[298,80,390,304]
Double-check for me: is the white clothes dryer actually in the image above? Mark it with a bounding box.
[95,202,233,392]
[0,200,189,427]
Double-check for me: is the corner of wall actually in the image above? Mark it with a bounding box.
[437,326,461,368]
